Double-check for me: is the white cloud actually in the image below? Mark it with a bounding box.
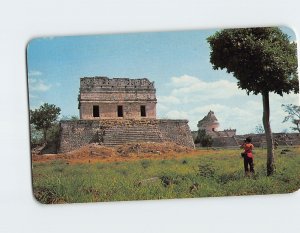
[190,104,227,115]
[157,74,299,134]
[270,92,299,104]
[158,104,247,132]
[171,75,200,87]
[157,95,181,105]
[165,110,189,119]
[29,78,52,92]
[157,103,169,112]
[159,75,245,106]
[28,70,42,76]
[29,94,38,99]
[158,75,255,132]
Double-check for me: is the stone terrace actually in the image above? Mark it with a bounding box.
[58,119,195,153]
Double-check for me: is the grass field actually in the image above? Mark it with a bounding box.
[32,146,300,204]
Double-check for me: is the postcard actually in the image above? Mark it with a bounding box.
[27,26,300,204]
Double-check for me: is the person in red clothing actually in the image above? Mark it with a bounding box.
[241,137,255,174]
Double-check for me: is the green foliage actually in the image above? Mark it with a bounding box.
[255,124,265,134]
[47,123,60,142]
[30,125,44,145]
[30,103,61,143]
[195,129,213,147]
[198,162,215,178]
[207,27,298,96]
[32,146,300,203]
[30,123,60,147]
[282,104,300,132]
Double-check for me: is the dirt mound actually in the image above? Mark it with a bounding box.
[65,143,116,158]
[116,142,192,157]
[32,142,194,164]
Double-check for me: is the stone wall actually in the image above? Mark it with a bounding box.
[80,102,156,120]
[235,133,300,147]
[158,120,195,148]
[58,119,195,153]
[80,77,155,91]
[211,137,239,147]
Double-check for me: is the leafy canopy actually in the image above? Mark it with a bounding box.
[30,103,61,132]
[207,27,298,95]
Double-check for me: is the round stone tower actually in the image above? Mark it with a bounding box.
[197,110,220,133]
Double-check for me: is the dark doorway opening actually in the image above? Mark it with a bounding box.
[141,105,146,117]
[93,105,100,117]
[117,105,123,117]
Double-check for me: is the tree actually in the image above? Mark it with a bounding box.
[282,104,300,132]
[195,129,213,147]
[207,27,298,175]
[30,103,61,143]
[30,125,44,146]
[255,124,265,134]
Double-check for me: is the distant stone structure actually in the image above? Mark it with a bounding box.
[197,111,236,138]
[58,76,195,153]
[235,133,300,148]
[79,77,156,120]
[196,110,238,147]
[197,110,220,137]
[195,110,300,148]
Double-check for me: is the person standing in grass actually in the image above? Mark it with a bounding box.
[241,137,255,175]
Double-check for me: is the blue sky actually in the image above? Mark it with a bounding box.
[27,27,299,134]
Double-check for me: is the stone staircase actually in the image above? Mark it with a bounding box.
[102,125,163,147]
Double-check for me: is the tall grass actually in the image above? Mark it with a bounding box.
[32,146,300,204]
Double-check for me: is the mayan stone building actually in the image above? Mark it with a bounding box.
[196,110,238,147]
[79,77,156,120]
[58,77,195,153]
[197,110,220,136]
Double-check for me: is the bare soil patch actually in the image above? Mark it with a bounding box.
[32,142,199,164]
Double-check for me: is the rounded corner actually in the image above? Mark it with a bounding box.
[280,25,298,41]
[26,37,37,52]
[32,191,48,205]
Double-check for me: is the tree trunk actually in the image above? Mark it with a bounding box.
[43,129,47,144]
[295,120,300,133]
[262,92,275,176]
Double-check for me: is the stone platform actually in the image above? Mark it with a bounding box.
[58,119,195,153]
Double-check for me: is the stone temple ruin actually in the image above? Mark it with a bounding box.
[196,110,238,147]
[58,77,195,153]
[78,77,157,120]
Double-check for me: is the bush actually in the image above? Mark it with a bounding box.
[198,163,215,178]
[30,123,60,147]
[46,123,60,144]
[195,129,213,147]
[201,135,213,147]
